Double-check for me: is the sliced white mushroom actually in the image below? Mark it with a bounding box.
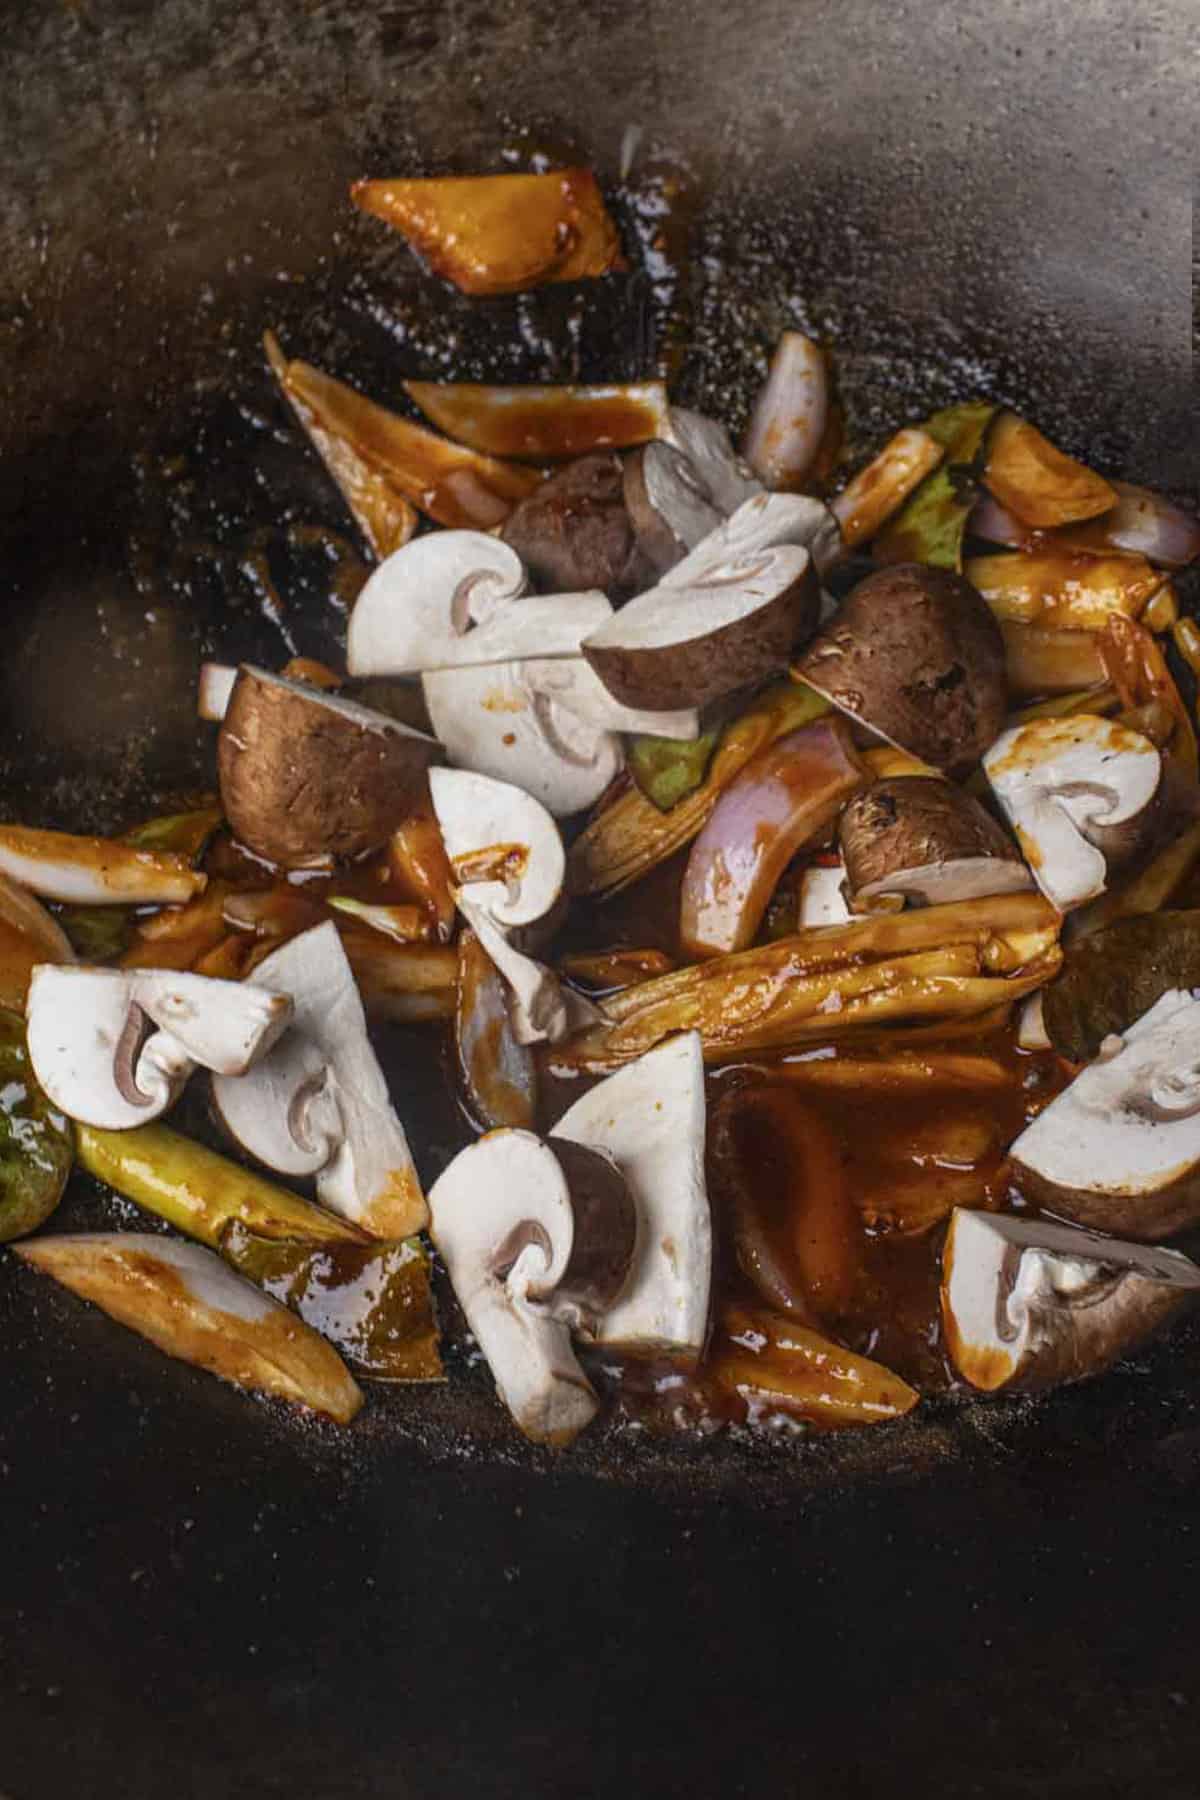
[428,1128,638,1445]
[551,1031,712,1361]
[422,661,621,817]
[211,922,426,1239]
[622,441,723,572]
[457,898,600,1045]
[25,965,292,1130]
[984,714,1162,912]
[15,1232,362,1422]
[428,767,564,927]
[664,490,843,587]
[518,658,699,741]
[797,863,852,927]
[941,1206,1200,1393]
[198,662,237,722]
[741,330,831,492]
[1011,988,1200,1238]
[346,528,616,675]
[663,409,763,516]
[0,825,206,906]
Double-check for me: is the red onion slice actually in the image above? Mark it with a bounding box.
[1059,481,1200,569]
[741,331,830,491]
[968,493,1033,548]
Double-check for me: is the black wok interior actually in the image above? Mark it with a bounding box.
[2,3,1196,1793]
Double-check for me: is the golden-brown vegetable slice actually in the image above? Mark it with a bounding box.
[404,381,668,460]
[766,1050,1014,1091]
[0,826,205,907]
[15,1232,363,1423]
[350,170,625,295]
[558,947,677,991]
[75,1122,365,1247]
[340,934,457,1024]
[830,428,943,548]
[455,928,536,1130]
[266,335,542,530]
[1000,622,1106,697]
[966,551,1164,630]
[710,1304,918,1428]
[982,413,1116,528]
[1099,613,1198,783]
[568,680,830,896]
[388,804,457,943]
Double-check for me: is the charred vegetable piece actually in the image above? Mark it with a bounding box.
[873,400,999,569]
[455,928,538,1130]
[626,727,720,812]
[14,1233,363,1423]
[0,1008,73,1241]
[981,412,1116,529]
[1042,912,1200,1061]
[569,680,831,895]
[404,381,667,460]
[680,716,867,957]
[710,1304,918,1428]
[75,1122,365,1247]
[220,1222,442,1382]
[266,335,542,531]
[350,170,625,294]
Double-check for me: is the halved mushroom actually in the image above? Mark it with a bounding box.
[422,661,621,817]
[664,490,843,587]
[218,666,440,868]
[345,531,616,679]
[663,409,763,516]
[428,767,563,928]
[428,1127,637,1444]
[622,441,722,572]
[797,564,1008,778]
[15,1232,363,1423]
[500,453,654,599]
[582,543,819,712]
[211,922,427,1239]
[550,1031,711,1362]
[838,778,1033,912]
[25,965,292,1130]
[940,1206,1200,1393]
[1010,987,1200,1237]
[741,331,832,492]
[983,714,1162,912]
[517,658,699,741]
[0,825,206,907]
[457,897,600,1046]
[797,862,851,927]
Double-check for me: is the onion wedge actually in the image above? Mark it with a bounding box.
[710,1304,918,1428]
[15,1232,362,1423]
[982,413,1116,527]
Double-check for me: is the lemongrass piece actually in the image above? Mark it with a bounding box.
[1173,615,1200,679]
[767,1052,1014,1090]
[830,428,944,548]
[327,898,433,944]
[340,933,457,1023]
[404,381,667,459]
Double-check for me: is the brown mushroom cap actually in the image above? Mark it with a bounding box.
[796,563,1008,777]
[838,776,1032,909]
[622,442,722,574]
[218,667,439,868]
[500,453,654,599]
[546,1138,638,1322]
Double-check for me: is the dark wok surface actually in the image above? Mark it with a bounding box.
[2,1,1197,1793]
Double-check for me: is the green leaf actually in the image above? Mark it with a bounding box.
[626,729,719,812]
[0,1008,74,1242]
[874,400,999,570]
[220,1221,443,1381]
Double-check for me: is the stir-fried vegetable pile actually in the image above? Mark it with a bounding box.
[4,166,1200,1446]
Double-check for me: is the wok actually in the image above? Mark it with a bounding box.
[1,2,1196,1793]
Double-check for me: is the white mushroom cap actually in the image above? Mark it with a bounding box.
[663,409,763,516]
[797,863,852,928]
[1010,988,1200,1237]
[458,898,601,1045]
[983,715,1162,912]
[422,662,622,817]
[429,767,564,927]
[211,922,426,1238]
[941,1206,1200,1392]
[622,441,723,570]
[347,531,527,676]
[551,1031,712,1361]
[517,658,699,742]
[664,491,843,587]
[428,1129,600,1445]
[26,965,292,1130]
